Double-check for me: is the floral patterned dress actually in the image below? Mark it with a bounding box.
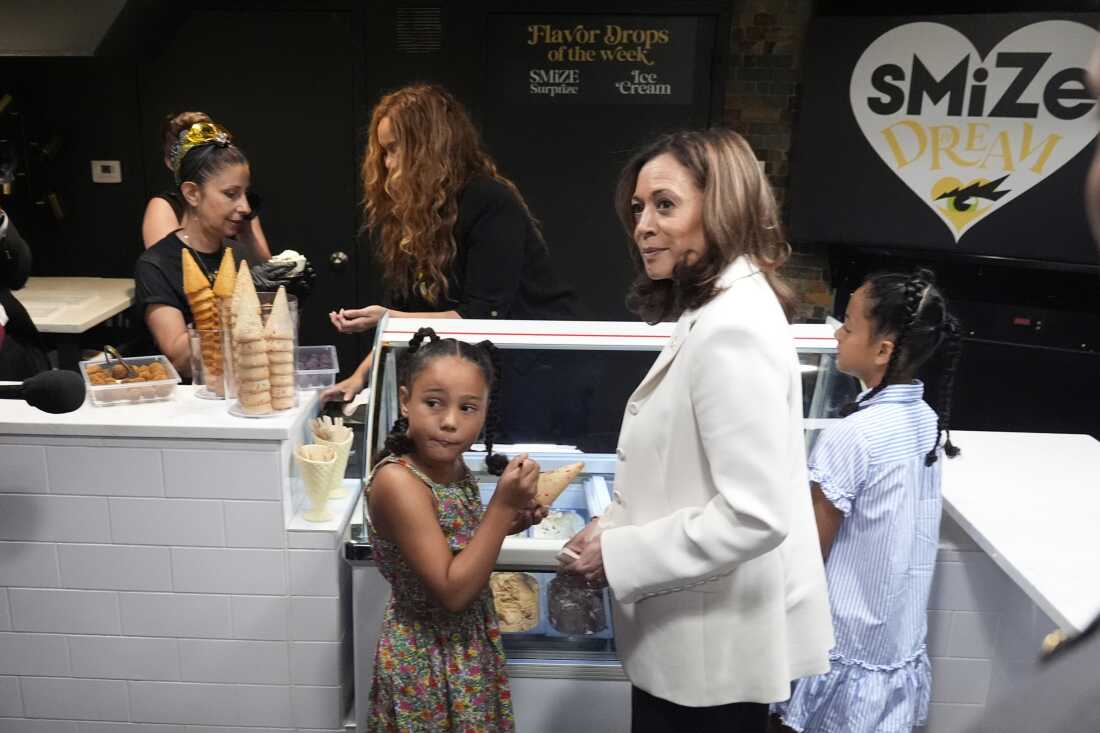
[366,455,514,733]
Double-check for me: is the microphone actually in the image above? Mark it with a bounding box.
[0,370,86,413]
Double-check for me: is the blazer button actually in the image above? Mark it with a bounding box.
[612,490,625,506]
[616,448,626,461]
[628,402,639,415]
[489,310,498,317]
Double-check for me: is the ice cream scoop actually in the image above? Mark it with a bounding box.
[267,249,307,276]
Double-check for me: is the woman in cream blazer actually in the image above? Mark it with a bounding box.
[562,129,834,731]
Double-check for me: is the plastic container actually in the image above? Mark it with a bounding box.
[296,345,339,390]
[188,324,225,399]
[80,354,181,407]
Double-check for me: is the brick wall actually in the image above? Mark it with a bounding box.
[725,0,834,323]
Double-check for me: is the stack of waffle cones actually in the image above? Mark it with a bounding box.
[231,263,272,415]
[295,443,337,522]
[182,248,226,396]
[311,416,353,499]
[265,287,296,411]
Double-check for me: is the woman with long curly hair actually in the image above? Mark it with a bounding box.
[322,83,577,404]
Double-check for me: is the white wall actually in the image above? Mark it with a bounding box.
[0,433,352,732]
[923,514,1055,733]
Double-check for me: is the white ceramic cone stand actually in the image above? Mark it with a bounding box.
[314,427,353,499]
[295,443,337,522]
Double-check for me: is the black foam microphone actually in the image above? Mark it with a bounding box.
[0,370,86,413]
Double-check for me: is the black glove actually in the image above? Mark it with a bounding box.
[250,258,317,301]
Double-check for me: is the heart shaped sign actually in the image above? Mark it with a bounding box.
[850,20,1099,241]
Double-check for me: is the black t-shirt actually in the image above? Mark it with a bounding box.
[386,176,580,320]
[0,215,49,380]
[0,288,49,380]
[134,232,227,325]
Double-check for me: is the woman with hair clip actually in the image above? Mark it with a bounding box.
[141,111,272,263]
[134,121,253,376]
[559,128,834,732]
[321,83,578,412]
[364,326,545,731]
[772,268,963,733]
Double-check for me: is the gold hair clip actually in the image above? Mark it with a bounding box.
[173,122,233,177]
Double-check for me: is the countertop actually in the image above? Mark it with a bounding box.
[942,430,1100,633]
[18,277,134,334]
[0,385,319,441]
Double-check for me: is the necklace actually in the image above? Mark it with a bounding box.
[178,230,221,286]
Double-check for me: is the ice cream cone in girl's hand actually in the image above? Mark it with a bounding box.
[535,462,585,507]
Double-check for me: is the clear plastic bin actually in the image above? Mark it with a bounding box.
[80,355,181,407]
[296,345,339,390]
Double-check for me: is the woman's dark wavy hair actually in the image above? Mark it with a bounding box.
[614,128,796,323]
[374,327,509,475]
[840,268,964,466]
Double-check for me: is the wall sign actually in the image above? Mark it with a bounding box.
[792,14,1100,265]
[487,15,697,105]
[852,20,1097,242]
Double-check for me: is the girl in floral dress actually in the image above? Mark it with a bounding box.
[365,327,546,732]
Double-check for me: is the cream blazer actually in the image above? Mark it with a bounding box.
[600,256,834,707]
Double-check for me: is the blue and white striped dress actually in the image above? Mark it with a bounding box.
[774,382,942,733]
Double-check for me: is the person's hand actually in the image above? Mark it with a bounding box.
[330,305,388,334]
[561,530,607,589]
[562,518,603,557]
[284,261,317,300]
[251,257,316,300]
[508,501,549,535]
[320,372,364,404]
[491,454,539,511]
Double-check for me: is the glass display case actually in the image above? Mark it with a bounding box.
[346,316,858,686]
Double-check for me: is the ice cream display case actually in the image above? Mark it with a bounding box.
[345,316,857,703]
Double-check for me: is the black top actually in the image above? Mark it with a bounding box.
[134,232,227,325]
[0,215,49,380]
[387,176,579,320]
[0,289,49,380]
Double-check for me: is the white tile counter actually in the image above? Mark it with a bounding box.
[0,387,357,731]
[942,431,1100,634]
[1,384,307,440]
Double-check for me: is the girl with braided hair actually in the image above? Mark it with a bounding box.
[772,268,963,733]
[363,327,546,732]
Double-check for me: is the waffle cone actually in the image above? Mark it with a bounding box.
[296,444,337,521]
[315,428,353,499]
[181,248,211,295]
[263,286,294,340]
[212,247,236,297]
[535,462,585,507]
